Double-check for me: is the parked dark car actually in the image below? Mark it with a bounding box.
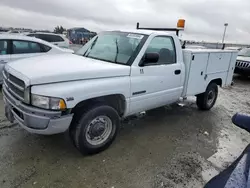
[234,48,250,76]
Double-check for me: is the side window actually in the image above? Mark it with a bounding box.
[37,34,64,42]
[52,35,64,42]
[0,40,8,55]
[12,40,43,54]
[37,34,50,42]
[40,44,52,52]
[30,42,42,53]
[145,36,176,64]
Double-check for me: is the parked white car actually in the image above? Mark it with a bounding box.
[3,30,237,155]
[26,32,70,49]
[0,34,73,83]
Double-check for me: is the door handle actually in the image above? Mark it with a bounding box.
[174,70,181,75]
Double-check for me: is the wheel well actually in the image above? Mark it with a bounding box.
[71,94,126,117]
[210,78,222,87]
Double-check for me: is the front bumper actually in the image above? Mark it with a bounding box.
[3,86,73,135]
[234,67,250,75]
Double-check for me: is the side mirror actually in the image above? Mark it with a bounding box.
[232,113,250,133]
[140,52,159,66]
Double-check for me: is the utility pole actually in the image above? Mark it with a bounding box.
[222,23,228,44]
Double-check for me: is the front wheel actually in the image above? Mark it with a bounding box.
[71,105,120,155]
[196,83,218,110]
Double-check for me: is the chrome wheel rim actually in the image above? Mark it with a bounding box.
[207,90,215,106]
[86,116,112,145]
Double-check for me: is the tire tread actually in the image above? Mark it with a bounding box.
[196,83,218,110]
[70,104,120,155]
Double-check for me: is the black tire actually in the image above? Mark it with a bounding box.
[196,83,218,110]
[70,104,120,155]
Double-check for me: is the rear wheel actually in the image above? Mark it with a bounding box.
[70,105,120,155]
[196,83,218,110]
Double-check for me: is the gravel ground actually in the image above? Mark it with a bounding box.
[0,75,250,188]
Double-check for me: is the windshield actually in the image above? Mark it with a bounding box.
[238,48,250,57]
[76,31,146,65]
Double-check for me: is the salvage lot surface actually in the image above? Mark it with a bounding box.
[0,76,250,188]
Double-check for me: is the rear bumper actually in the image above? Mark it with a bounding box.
[234,67,250,75]
[3,86,73,135]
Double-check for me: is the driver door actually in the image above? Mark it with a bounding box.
[129,35,183,115]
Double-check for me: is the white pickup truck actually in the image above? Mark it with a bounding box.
[3,29,237,155]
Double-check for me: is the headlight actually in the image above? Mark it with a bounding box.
[31,94,66,110]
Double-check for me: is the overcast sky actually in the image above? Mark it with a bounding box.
[0,0,250,43]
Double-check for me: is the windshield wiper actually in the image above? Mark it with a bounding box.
[83,37,98,57]
[114,38,119,63]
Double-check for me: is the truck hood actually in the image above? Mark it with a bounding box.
[7,54,131,85]
[237,56,250,62]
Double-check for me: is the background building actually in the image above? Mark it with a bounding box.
[67,27,97,44]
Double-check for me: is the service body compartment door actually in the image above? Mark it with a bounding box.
[206,52,232,74]
[225,52,238,85]
[183,50,237,97]
[185,53,209,96]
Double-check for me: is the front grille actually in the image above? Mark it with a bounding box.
[3,69,25,101]
[236,61,250,68]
